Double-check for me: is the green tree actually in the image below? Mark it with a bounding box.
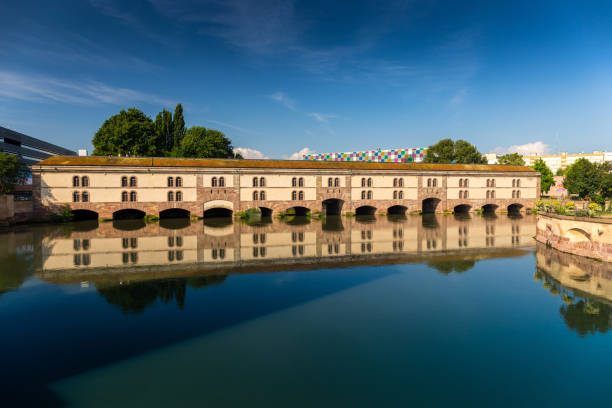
[532,158,555,194]
[177,127,236,158]
[424,139,486,164]
[172,103,185,150]
[556,168,565,176]
[154,109,173,154]
[0,153,27,194]
[498,153,525,166]
[92,108,156,156]
[563,158,602,199]
[595,162,612,200]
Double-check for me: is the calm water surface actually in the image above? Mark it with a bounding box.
[1,214,612,407]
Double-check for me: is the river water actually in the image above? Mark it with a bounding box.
[1,214,612,407]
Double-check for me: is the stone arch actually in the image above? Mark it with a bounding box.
[508,203,523,213]
[204,200,234,218]
[566,228,592,243]
[422,197,440,213]
[159,208,190,219]
[322,198,343,215]
[387,205,408,215]
[113,208,145,220]
[454,204,471,213]
[72,209,99,221]
[248,207,273,217]
[355,205,377,216]
[481,204,498,214]
[284,206,310,216]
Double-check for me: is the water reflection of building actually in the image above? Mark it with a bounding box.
[37,214,536,281]
[535,242,612,336]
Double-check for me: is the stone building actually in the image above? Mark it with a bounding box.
[31,156,540,219]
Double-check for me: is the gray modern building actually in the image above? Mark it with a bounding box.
[0,126,76,166]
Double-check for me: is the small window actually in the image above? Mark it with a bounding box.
[82,191,89,202]
[293,177,297,187]
[82,176,89,187]
[74,239,80,251]
[298,191,304,200]
[464,179,468,187]
[361,190,366,200]
[130,238,137,248]
[328,177,333,187]
[74,254,81,266]
[259,177,265,187]
[130,191,137,202]
[427,178,431,187]
[176,236,183,247]
[464,190,468,198]
[168,191,174,201]
[334,178,339,187]
[459,190,463,199]
[292,191,297,200]
[212,177,217,187]
[122,191,128,202]
[253,233,259,244]
[517,190,520,198]
[83,254,90,266]
[73,191,80,202]
[176,177,182,187]
[486,190,490,199]
[393,190,398,199]
[432,178,437,187]
[219,177,225,187]
[367,190,373,200]
[516,179,520,188]
[367,178,372,187]
[393,178,398,187]
[73,176,79,187]
[82,239,90,251]
[486,179,490,187]
[252,177,258,187]
[512,179,516,188]
[459,179,463,187]
[399,191,404,199]
[299,177,304,187]
[121,176,128,187]
[260,190,266,200]
[176,191,182,201]
[168,236,175,247]
[399,178,404,187]
[253,191,258,200]
[168,177,174,187]
[491,190,495,199]
[129,177,137,187]
[169,251,175,261]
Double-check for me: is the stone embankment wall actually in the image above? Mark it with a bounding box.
[0,195,33,224]
[536,213,612,262]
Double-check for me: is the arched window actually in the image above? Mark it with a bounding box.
[129,177,137,187]
[73,176,79,187]
[292,191,297,200]
[82,176,89,187]
[367,190,373,199]
[464,179,469,187]
[491,190,495,199]
[464,190,468,199]
[168,177,174,187]
[459,179,463,187]
[517,190,521,198]
[486,179,490,187]
[176,177,182,187]
[367,178,372,187]
[252,177,258,187]
[393,178,398,187]
[253,191,258,200]
[168,191,174,201]
[299,177,304,187]
[121,176,128,187]
[328,177,333,187]
[427,178,431,187]
[399,178,404,187]
[516,179,520,187]
[512,190,516,198]
[334,177,339,187]
[82,191,89,202]
[459,190,463,199]
[361,178,366,187]
[259,177,265,187]
[393,190,398,199]
[122,191,128,202]
[73,191,80,202]
[512,179,516,188]
[211,177,217,187]
[130,191,137,202]
[292,177,297,187]
[219,177,225,187]
[361,190,366,200]
[260,190,266,200]
[486,190,490,199]
[298,191,304,200]
[491,179,495,187]
[399,191,404,199]
[432,178,437,187]
[176,191,182,201]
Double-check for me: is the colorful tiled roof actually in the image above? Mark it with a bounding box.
[304,148,427,163]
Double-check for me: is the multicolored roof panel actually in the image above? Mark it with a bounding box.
[303,148,427,163]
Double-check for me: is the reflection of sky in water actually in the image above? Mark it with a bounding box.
[2,215,612,406]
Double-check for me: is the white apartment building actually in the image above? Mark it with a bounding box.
[488,151,612,173]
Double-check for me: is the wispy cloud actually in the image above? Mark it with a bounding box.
[0,70,173,106]
[307,112,336,123]
[233,147,268,159]
[267,91,296,111]
[286,147,315,160]
[204,119,265,137]
[492,141,550,155]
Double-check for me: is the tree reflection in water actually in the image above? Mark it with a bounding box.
[96,275,227,314]
[427,259,476,274]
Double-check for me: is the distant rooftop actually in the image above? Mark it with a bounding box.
[0,126,76,165]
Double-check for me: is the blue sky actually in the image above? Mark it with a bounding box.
[1,0,612,158]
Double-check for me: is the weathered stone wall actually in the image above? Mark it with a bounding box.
[536,213,612,262]
[0,195,14,221]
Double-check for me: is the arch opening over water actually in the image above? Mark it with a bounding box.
[454,204,471,214]
[388,205,407,215]
[285,206,310,216]
[204,207,233,218]
[113,209,145,220]
[508,203,523,214]
[422,198,440,213]
[481,204,498,214]
[159,208,190,219]
[322,199,343,216]
[355,206,377,216]
[72,209,99,221]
